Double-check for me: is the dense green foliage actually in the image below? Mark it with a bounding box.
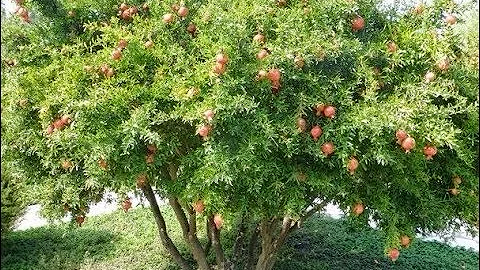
[1,0,478,265]
[1,166,27,235]
[1,207,478,270]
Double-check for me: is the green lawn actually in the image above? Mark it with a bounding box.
[1,206,478,270]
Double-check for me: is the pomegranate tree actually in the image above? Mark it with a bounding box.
[1,0,478,269]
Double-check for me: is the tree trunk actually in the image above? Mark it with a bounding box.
[141,184,192,270]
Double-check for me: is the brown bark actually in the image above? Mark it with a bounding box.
[140,183,192,270]
[231,215,247,269]
[208,216,227,270]
[245,225,260,270]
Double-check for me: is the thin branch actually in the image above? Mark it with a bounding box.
[141,183,192,270]
[169,197,190,239]
[289,200,329,234]
[204,219,212,255]
[209,215,226,269]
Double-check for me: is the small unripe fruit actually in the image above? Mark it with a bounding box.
[347,157,359,175]
[294,56,305,69]
[387,41,397,53]
[145,40,154,49]
[445,14,457,25]
[215,53,229,65]
[351,16,365,31]
[213,62,226,75]
[187,87,200,98]
[315,104,325,117]
[257,49,269,60]
[105,68,114,78]
[147,144,157,153]
[352,202,364,215]
[253,33,265,43]
[193,200,205,213]
[323,106,336,119]
[213,214,223,229]
[18,99,28,108]
[98,158,108,169]
[297,118,307,132]
[400,235,411,248]
[171,4,180,12]
[177,6,188,17]
[388,248,400,261]
[423,145,437,160]
[425,71,435,83]
[310,125,322,141]
[146,153,155,164]
[118,39,128,50]
[204,109,215,122]
[62,160,73,170]
[136,173,147,188]
[163,13,174,24]
[257,70,267,81]
[122,198,132,212]
[437,57,450,72]
[395,130,408,145]
[449,188,460,196]
[452,176,462,186]
[111,49,122,60]
[76,215,85,226]
[401,137,415,153]
[321,142,335,156]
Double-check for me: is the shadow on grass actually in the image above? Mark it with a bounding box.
[1,226,117,270]
[275,214,479,270]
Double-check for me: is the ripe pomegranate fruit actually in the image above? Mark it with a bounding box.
[204,109,215,122]
[163,13,174,23]
[310,125,322,141]
[215,53,229,65]
[213,214,223,229]
[136,173,147,188]
[212,62,226,75]
[351,16,365,31]
[352,203,364,215]
[388,248,400,261]
[111,49,122,60]
[323,105,336,119]
[121,9,132,20]
[395,130,408,145]
[294,56,305,69]
[267,68,281,83]
[437,57,450,72]
[321,142,335,156]
[119,3,128,11]
[297,118,307,132]
[413,4,424,14]
[445,14,457,25]
[187,23,197,36]
[347,157,359,175]
[145,40,154,49]
[425,71,435,83]
[387,41,397,53]
[253,33,265,43]
[122,198,132,212]
[105,68,114,78]
[53,119,64,130]
[193,200,205,213]
[315,104,325,117]
[128,6,138,15]
[118,39,128,50]
[197,125,211,138]
[61,160,73,170]
[400,235,411,248]
[401,137,415,153]
[16,7,27,17]
[257,49,269,60]
[423,145,437,160]
[60,115,71,125]
[452,176,462,186]
[76,215,85,226]
[177,6,188,17]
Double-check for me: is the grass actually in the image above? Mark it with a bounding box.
[1,206,478,270]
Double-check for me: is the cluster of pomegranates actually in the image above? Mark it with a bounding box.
[46,114,71,135]
[395,129,437,159]
[197,109,215,140]
[99,64,114,78]
[111,39,128,60]
[145,143,157,164]
[118,2,148,21]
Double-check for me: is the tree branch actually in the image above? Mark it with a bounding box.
[169,197,190,239]
[208,215,226,270]
[289,199,329,234]
[245,224,260,270]
[141,183,192,270]
[231,214,247,269]
[204,219,212,255]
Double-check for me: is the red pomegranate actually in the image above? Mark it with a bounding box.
[323,105,336,119]
[98,158,108,169]
[395,130,408,145]
[213,214,223,229]
[215,53,229,65]
[187,23,197,36]
[61,160,73,169]
[118,39,128,50]
[193,200,205,213]
[423,145,437,160]
[253,33,265,43]
[401,137,415,153]
[352,203,364,215]
[122,198,132,212]
[119,3,128,11]
[347,157,359,175]
[257,49,269,60]
[46,124,54,135]
[163,13,174,24]
[321,142,335,156]
[437,57,450,72]
[177,6,188,17]
[76,215,85,226]
[197,125,211,138]
[310,125,322,141]
[267,68,281,83]
[413,4,424,14]
[388,248,400,261]
[351,16,365,31]
[111,49,122,60]
[212,62,226,75]
[445,14,457,25]
[204,109,215,122]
